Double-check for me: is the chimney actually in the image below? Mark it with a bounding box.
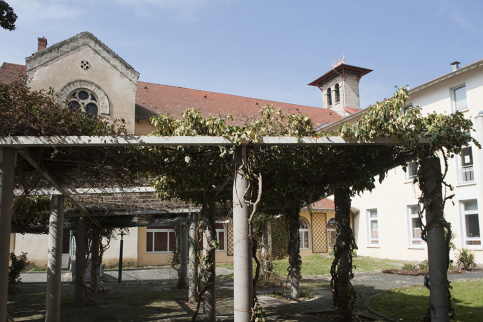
[450,61,460,72]
[38,37,47,51]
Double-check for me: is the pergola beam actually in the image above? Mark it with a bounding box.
[0,135,431,147]
[18,149,101,228]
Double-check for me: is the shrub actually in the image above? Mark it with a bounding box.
[456,248,476,270]
[8,252,30,294]
[402,263,415,271]
[418,260,429,271]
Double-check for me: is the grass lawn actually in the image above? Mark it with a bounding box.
[218,253,410,277]
[370,279,483,321]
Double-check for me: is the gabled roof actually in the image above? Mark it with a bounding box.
[135,81,343,125]
[409,59,483,94]
[0,63,26,84]
[25,32,139,83]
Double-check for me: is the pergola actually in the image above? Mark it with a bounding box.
[0,135,443,322]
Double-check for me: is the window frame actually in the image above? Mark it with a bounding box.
[146,227,176,253]
[407,204,424,248]
[404,161,418,182]
[367,209,380,247]
[334,83,340,103]
[327,88,332,107]
[457,146,475,185]
[460,200,481,248]
[299,218,310,249]
[215,223,226,252]
[453,84,468,112]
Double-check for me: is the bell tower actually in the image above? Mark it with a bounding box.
[309,57,372,116]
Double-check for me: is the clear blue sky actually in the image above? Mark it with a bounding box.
[3,0,483,110]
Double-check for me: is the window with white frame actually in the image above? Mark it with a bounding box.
[299,218,310,249]
[215,223,226,251]
[405,161,418,181]
[408,205,423,246]
[367,209,379,245]
[461,200,481,246]
[146,226,176,253]
[453,85,468,111]
[457,146,474,184]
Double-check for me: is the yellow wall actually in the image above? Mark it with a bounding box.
[137,227,175,266]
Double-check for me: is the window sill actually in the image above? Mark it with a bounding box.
[367,245,380,248]
[404,178,417,184]
[145,251,173,254]
[456,181,476,187]
[408,246,425,250]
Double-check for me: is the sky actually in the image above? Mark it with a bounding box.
[2,0,483,110]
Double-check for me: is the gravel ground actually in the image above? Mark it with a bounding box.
[20,266,234,283]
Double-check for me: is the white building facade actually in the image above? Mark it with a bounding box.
[352,60,483,265]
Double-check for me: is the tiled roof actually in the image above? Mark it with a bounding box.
[0,63,26,84]
[135,81,342,125]
[305,198,359,212]
[343,107,360,114]
[0,62,342,126]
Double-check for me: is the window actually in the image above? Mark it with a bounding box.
[408,205,423,246]
[334,83,340,103]
[67,88,99,116]
[405,161,418,181]
[453,85,467,111]
[299,218,310,249]
[146,226,176,253]
[461,200,481,246]
[327,88,332,106]
[327,218,336,248]
[367,209,379,245]
[215,223,226,251]
[458,146,474,184]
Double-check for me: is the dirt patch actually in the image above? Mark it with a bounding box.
[382,269,463,276]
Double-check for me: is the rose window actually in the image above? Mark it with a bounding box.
[67,89,99,116]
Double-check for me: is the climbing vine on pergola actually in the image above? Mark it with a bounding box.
[0,81,477,322]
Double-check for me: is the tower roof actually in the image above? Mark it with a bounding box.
[308,63,372,87]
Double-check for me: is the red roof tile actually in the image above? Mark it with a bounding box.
[305,198,359,212]
[0,63,26,84]
[0,62,342,126]
[343,107,360,115]
[135,81,342,126]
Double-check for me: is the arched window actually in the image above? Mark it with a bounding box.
[67,88,99,116]
[299,218,310,249]
[327,88,332,106]
[58,80,110,115]
[334,83,340,103]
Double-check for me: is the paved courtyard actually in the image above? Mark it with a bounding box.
[8,268,483,321]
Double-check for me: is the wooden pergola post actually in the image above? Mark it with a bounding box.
[188,213,198,302]
[178,223,188,289]
[0,148,15,322]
